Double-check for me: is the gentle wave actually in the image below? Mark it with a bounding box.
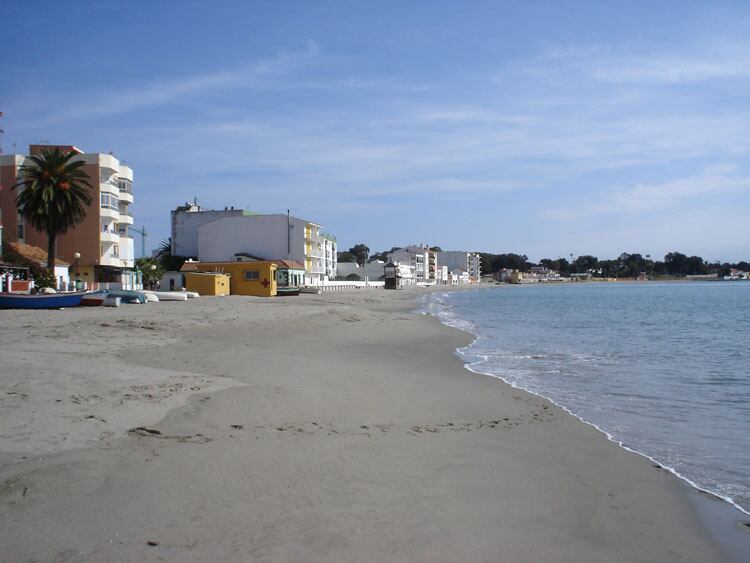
[421,286,750,517]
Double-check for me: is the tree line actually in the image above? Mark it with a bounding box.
[335,241,748,279]
[478,252,749,278]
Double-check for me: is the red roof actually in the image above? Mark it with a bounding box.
[8,242,70,267]
[271,260,306,270]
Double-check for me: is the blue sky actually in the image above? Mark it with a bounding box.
[2,1,749,261]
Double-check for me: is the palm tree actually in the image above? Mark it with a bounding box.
[155,237,186,271]
[13,148,93,271]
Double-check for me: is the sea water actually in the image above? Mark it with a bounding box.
[424,282,750,514]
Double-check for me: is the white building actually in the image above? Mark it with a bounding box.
[435,264,449,284]
[387,246,431,284]
[336,260,386,281]
[172,205,337,285]
[384,261,415,288]
[437,251,481,282]
[449,268,470,285]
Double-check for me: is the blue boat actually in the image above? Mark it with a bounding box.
[0,291,87,309]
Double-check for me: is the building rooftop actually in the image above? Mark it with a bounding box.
[8,242,70,267]
[272,260,306,270]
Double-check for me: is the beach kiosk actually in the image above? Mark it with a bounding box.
[273,260,306,296]
[184,271,230,296]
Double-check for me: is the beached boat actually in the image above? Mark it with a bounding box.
[143,292,159,303]
[276,287,301,296]
[184,291,199,298]
[80,291,109,307]
[299,286,322,295]
[143,291,188,301]
[106,290,147,304]
[0,291,87,309]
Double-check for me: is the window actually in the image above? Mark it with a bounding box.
[244,270,260,281]
[17,224,24,240]
[100,192,118,209]
[117,178,132,193]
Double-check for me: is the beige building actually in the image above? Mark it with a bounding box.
[0,144,138,288]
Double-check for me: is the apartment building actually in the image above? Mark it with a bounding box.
[171,204,337,285]
[387,245,431,283]
[437,251,481,282]
[0,145,137,288]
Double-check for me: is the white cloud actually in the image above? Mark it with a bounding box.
[592,57,750,84]
[541,165,750,220]
[37,41,322,123]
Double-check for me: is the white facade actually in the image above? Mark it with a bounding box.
[384,261,416,287]
[435,265,449,284]
[387,246,430,283]
[449,268,470,285]
[83,153,135,270]
[336,260,386,281]
[171,203,244,258]
[437,251,481,282]
[182,211,337,285]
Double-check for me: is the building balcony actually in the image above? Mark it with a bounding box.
[118,213,134,225]
[100,255,131,268]
[307,248,326,259]
[100,231,120,244]
[119,190,133,204]
[100,206,120,220]
[307,264,326,274]
[100,182,120,196]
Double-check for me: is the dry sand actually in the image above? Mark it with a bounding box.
[0,288,741,561]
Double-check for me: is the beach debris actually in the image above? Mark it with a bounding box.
[129,427,162,436]
[230,424,243,430]
[147,540,159,547]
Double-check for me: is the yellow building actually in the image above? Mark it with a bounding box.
[184,272,230,296]
[186,261,278,297]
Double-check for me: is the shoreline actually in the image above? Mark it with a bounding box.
[421,285,750,560]
[0,288,743,561]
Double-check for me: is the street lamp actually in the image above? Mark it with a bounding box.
[149,264,156,290]
[73,252,81,290]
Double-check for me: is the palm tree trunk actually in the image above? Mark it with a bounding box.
[47,232,56,272]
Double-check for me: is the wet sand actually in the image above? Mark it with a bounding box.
[0,288,739,561]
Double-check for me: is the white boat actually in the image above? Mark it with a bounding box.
[184,291,199,298]
[143,292,159,303]
[143,291,188,301]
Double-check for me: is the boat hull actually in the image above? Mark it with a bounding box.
[144,291,188,301]
[0,292,87,309]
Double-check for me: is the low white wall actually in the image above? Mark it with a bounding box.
[317,280,385,292]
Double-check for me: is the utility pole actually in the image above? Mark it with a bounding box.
[0,111,4,154]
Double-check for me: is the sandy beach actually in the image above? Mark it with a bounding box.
[0,288,741,561]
